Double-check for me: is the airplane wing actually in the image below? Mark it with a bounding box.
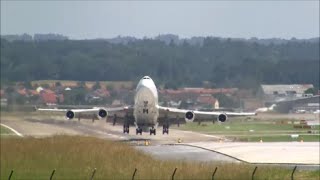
[37,106,130,120]
[158,106,256,122]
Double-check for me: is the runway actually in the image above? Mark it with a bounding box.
[1,115,319,168]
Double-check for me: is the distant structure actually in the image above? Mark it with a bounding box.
[258,84,319,113]
[196,94,219,109]
[259,84,314,103]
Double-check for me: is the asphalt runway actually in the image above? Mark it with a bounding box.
[1,116,221,144]
[1,115,319,169]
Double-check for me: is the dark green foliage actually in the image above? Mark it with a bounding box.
[55,81,62,87]
[214,93,239,108]
[92,81,101,90]
[63,87,87,105]
[1,38,319,88]
[304,88,317,95]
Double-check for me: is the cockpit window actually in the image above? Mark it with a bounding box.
[143,76,150,79]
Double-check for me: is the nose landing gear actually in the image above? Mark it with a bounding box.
[150,127,156,135]
[136,127,142,135]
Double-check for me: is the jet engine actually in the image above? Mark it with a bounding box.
[185,111,195,122]
[98,109,108,119]
[66,110,75,120]
[217,113,227,122]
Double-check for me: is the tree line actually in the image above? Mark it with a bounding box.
[1,37,319,89]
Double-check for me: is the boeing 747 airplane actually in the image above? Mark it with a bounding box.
[38,76,256,135]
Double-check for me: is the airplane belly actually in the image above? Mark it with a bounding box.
[133,86,159,127]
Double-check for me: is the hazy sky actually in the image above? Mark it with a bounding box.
[1,1,319,39]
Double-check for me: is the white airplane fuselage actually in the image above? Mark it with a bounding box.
[133,76,159,129]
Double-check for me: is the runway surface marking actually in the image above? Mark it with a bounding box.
[0,123,24,137]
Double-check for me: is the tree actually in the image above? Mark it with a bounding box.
[77,81,86,89]
[106,84,114,91]
[1,38,318,88]
[40,83,50,89]
[304,88,316,95]
[92,81,101,90]
[55,81,62,87]
[22,81,33,89]
[214,93,239,108]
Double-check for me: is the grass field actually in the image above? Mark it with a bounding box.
[1,136,319,180]
[177,120,320,142]
[0,125,14,135]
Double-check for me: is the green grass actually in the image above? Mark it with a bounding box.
[179,121,320,132]
[177,121,320,142]
[1,136,318,180]
[237,135,320,142]
[0,125,14,135]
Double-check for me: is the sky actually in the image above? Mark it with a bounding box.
[1,1,319,39]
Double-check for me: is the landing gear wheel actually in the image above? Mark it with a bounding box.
[136,128,142,135]
[123,125,129,134]
[150,128,156,135]
[162,124,169,134]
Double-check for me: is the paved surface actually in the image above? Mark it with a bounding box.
[183,142,320,164]
[1,115,319,167]
[0,116,221,144]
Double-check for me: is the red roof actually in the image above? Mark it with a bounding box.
[43,89,55,94]
[40,92,57,104]
[93,89,110,97]
[197,94,217,104]
[0,90,4,97]
[28,90,39,96]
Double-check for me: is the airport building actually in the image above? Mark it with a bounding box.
[258,84,314,104]
[258,84,319,113]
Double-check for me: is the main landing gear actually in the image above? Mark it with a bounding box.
[136,127,142,135]
[123,124,129,134]
[150,127,156,135]
[123,113,130,134]
[162,124,169,134]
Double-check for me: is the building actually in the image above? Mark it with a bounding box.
[259,84,314,103]
[40,89,64,105]
[196,94,219,109]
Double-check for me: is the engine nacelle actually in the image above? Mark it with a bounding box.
[66,110,75,120]
[185,111,195,122]
[98,109,108,119]
[217,113,227,122]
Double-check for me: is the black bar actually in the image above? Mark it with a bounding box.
[8,170,13,180]
[212,167,218,180]
[252,166,258,180]
[132,168,137,180]
[291,166,297,180]
[49,169,56,180]
[172,168,177,180]
[90,168,96,180]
